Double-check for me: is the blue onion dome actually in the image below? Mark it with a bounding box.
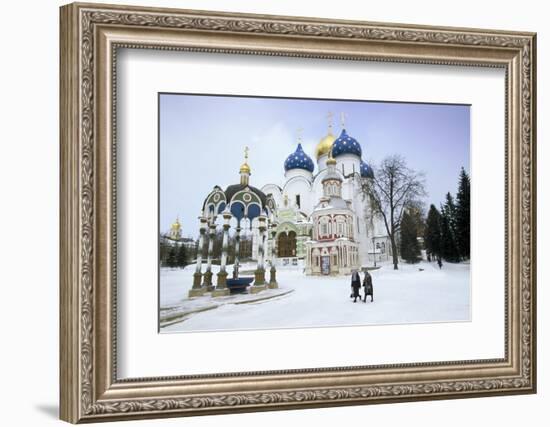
[284,143,315,173]
[360,160,374,178]
[331,129,362,158]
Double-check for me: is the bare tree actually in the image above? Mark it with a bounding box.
[362,155,426,270]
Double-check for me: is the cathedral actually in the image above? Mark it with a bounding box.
[259,118,390,275]
[193,115,391,280]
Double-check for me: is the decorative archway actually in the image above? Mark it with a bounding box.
[277,231,296,257]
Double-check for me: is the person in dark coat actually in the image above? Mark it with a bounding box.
[350,270,361,303]
[437,257,443,269]
[363,271,374,302]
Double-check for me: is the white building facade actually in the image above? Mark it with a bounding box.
[258,122,391,275]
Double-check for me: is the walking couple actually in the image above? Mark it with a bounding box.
[350,270,374,303]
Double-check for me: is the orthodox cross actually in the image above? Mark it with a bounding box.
[297,127,303,143]
[340,112,347,128]
[244,145,249,161]
[327,111,333,130]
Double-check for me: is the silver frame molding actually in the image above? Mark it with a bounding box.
[60,2,536,423]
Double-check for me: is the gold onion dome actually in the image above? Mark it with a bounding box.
[171,217,181,231]
[239,162,251,174]
[239,146,251,174]
[315,132,336,159]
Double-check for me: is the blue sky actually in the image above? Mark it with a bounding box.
[160,94,470,237]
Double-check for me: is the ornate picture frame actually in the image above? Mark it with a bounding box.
[60,2,536,423]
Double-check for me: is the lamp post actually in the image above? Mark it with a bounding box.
[189,216,208,297]
[203,219,216,291]
[213,209,232,297]
[233,222,241,280]
[251,214,267,293]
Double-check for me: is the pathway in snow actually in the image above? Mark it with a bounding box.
[160,260,470,333]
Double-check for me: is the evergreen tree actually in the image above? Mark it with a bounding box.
[166,245,178,268]
[424,204,442,260]
[439,202,460,262]
[400,210,421,263]
[159,235,170,266]
[442,192,458,239]
[455,167,471,259]
[408,204,426,239]
[176,243,188,268]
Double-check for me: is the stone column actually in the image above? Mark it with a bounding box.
[251,215,267,293]
[213,210,232,297]
[189,216,207,297]
[233,223,241,280]
[202,220,216,291]
[268,220,278,288]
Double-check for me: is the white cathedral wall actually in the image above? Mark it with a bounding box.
[284,168,312,182]
[316,154,328,172]
[312,173,325,204]
[350,175,376,267]
[261,183,283,208]
[335,154,361,178]
[341,179,354,202]
[283,175,314,215]
[349,186,366,266]
[357,205,372,266]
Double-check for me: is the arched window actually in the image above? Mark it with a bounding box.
[336,218,345,237]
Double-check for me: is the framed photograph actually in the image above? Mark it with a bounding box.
[60,2,537,423]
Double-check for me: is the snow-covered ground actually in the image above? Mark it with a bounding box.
[160,260,470,333]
